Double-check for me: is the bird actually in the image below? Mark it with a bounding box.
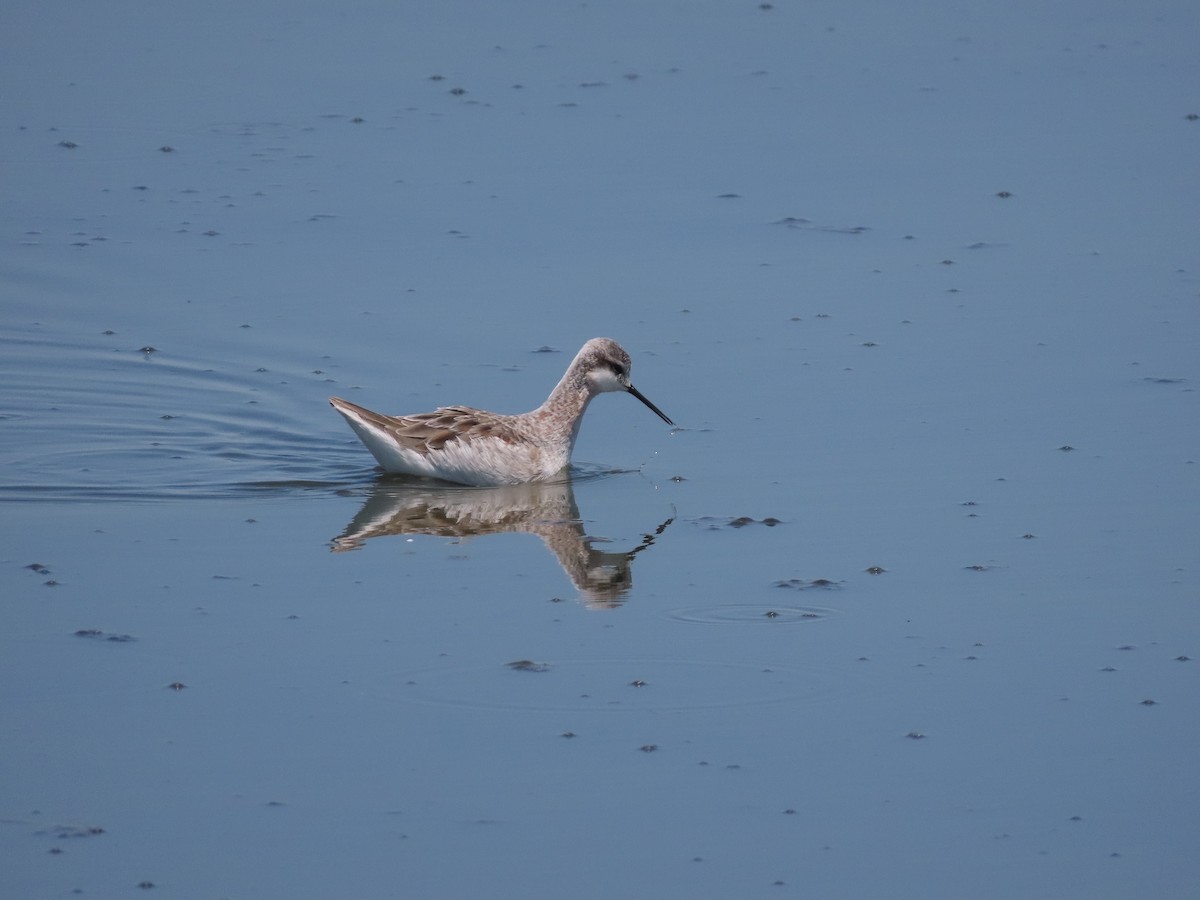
[330,337,673,486]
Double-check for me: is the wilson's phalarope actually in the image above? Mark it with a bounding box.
[330,337,673,486]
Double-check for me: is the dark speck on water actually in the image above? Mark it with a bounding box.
[727,516,781,528]
[74,629,136,642]
[506,659,550,672]
[39,825,105,839]
[774,578,839,590]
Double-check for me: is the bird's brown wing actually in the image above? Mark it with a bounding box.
[330,398,516,454]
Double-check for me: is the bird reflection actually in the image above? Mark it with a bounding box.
[331,476,672,608]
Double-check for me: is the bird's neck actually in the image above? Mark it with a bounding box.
[532,372,595,448]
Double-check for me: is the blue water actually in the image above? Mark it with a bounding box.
[3,2,1198,898]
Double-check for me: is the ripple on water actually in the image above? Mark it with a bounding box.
[0,326,362,501]
[661,604,834,625]
[392,658,836,713]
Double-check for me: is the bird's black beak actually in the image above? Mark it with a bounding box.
[627,384,673,426]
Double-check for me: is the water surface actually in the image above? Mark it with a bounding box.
[2,2,1197,898]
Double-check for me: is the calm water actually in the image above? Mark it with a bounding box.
[3,2,1198,898]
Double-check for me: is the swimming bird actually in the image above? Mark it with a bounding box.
[330,337,673,486]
